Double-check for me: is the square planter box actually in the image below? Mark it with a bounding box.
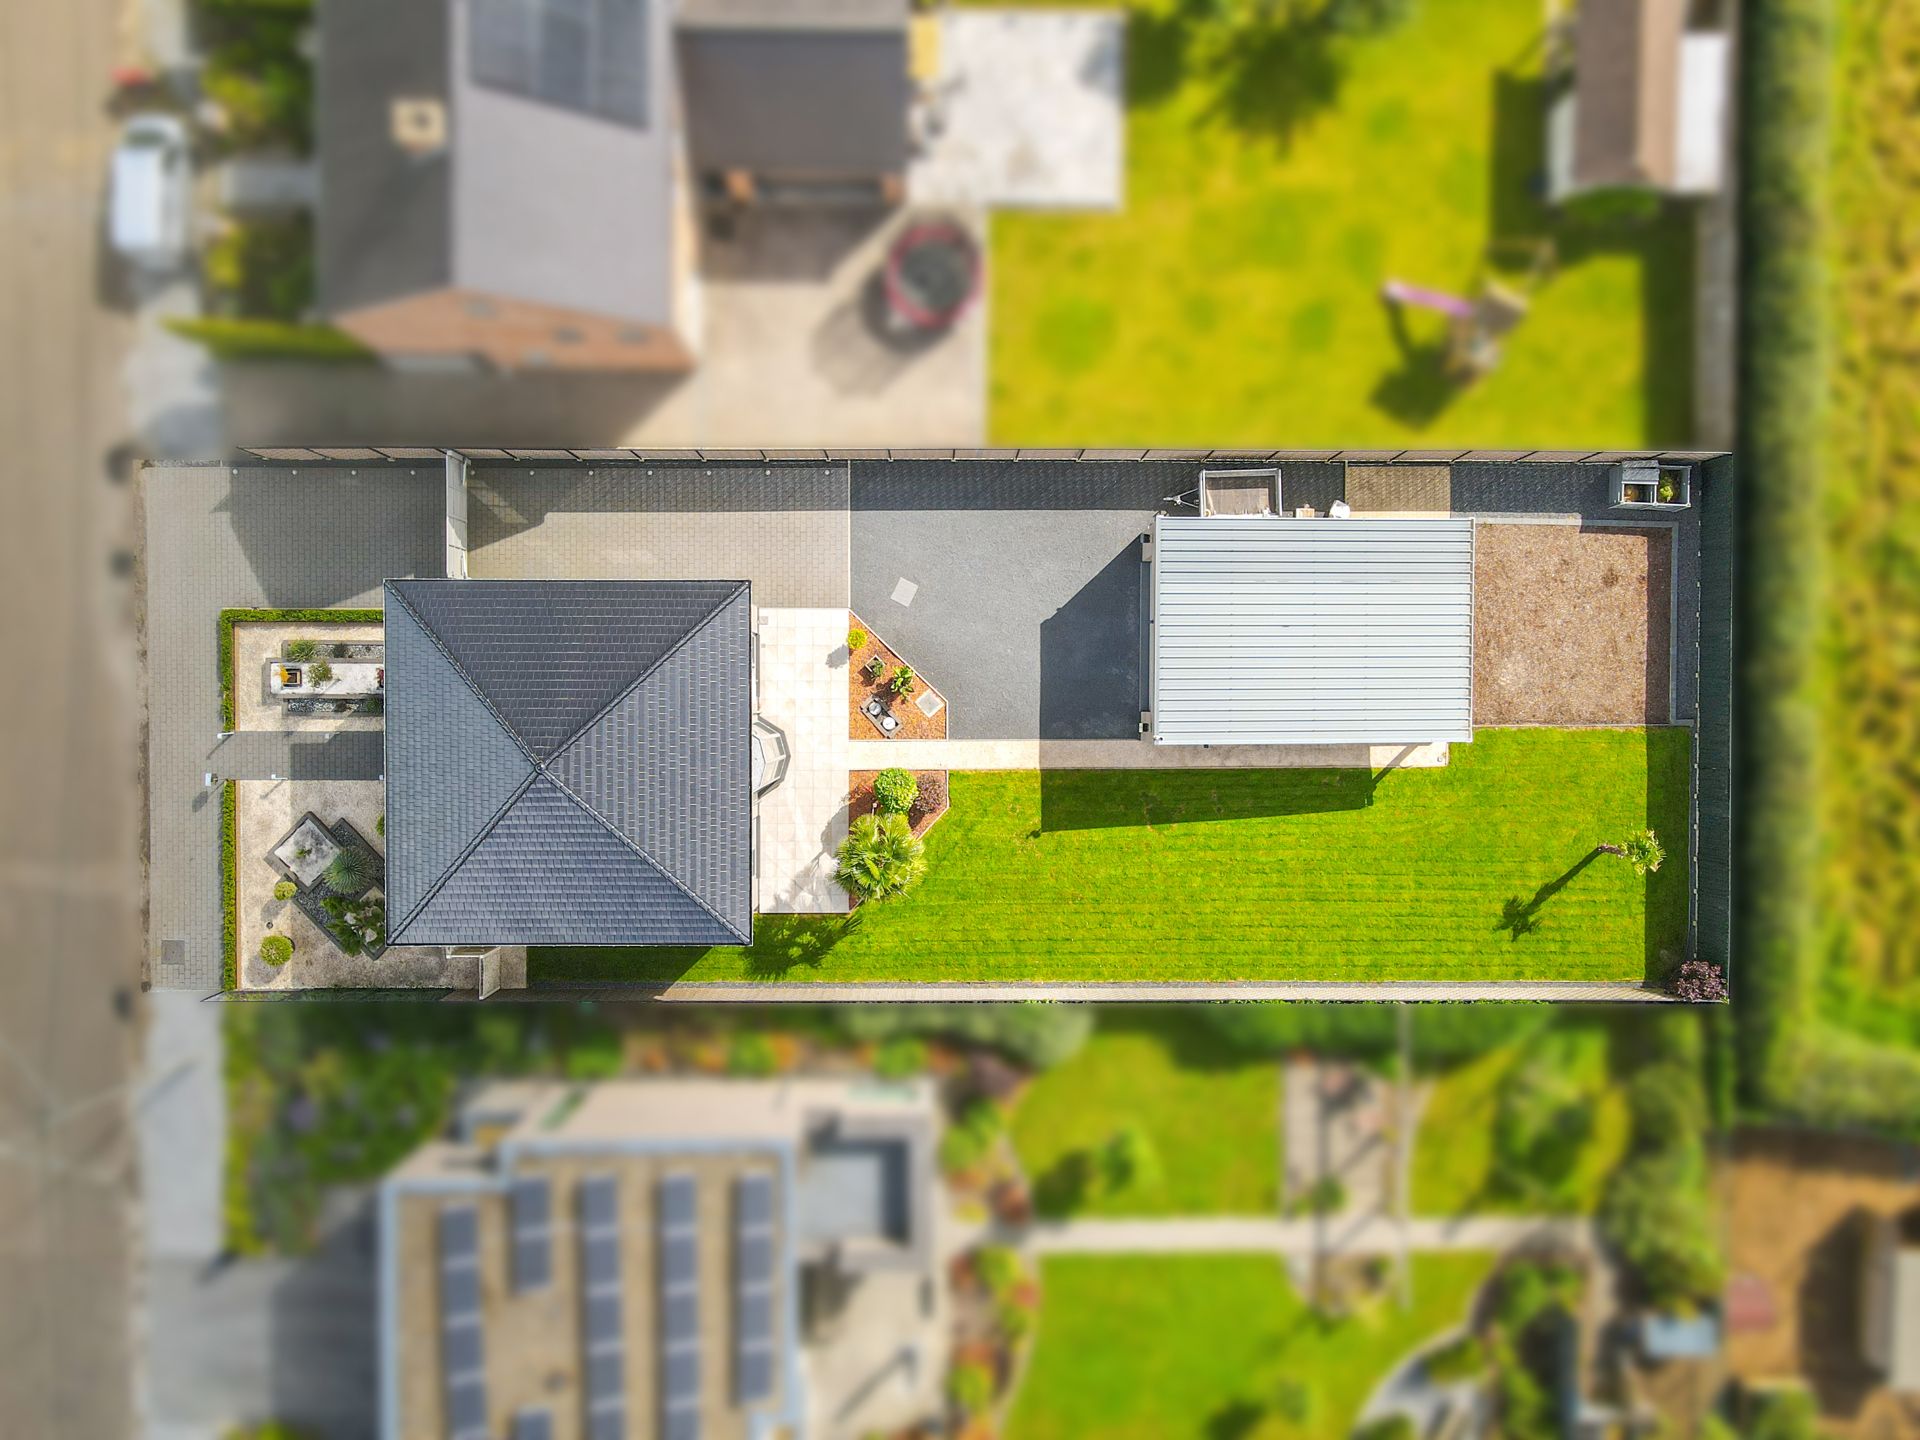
[1612,463,1692,510]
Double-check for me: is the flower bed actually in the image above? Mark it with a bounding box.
[848,613,947,740]
[849,769,950,838]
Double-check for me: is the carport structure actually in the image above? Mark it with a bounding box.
[1149,517,1476,747]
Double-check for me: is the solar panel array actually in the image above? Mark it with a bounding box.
[511,1175,553,1292]
[438,1204,489,1440]
[578,1174,627,1440]
[658,1173,701,1440]
[469,0,650,129]
[511,1407,554,1440]
[733,1173,777,1406]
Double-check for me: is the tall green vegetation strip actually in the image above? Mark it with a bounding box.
[1734,0,1920,1136]
[1734,0,1830,1098]
[219,607,382,726]
[221,782,238,990]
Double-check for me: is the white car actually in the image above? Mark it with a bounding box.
[109,114,191,271]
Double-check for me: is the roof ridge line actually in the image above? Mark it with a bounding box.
[388,769,541,943]
[542,767,749,943]
[388,582,548,773]
[547,580,751,765]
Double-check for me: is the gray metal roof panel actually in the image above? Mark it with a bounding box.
[384,593,537,927]
[678,30,910,175]
[1151,517,1475,746]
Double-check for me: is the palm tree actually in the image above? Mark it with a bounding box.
[835,813,928,901]
[1598,828,1664,876]
[321,845,380,896]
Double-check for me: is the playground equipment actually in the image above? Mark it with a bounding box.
[1381,238,1557,382]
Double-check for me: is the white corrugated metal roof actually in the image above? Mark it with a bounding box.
[1151,516,1475,745]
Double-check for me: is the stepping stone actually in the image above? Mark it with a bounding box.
[891,576,919,607]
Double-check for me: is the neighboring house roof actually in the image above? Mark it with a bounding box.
[318,0,677,326]
[1150,517,1475,746]
[1571,0,1685,189]
[384,579,752,946]
[316,0,453,315]
[677,22,910,177]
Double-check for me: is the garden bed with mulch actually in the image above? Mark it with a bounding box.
[1473,522,1673,725]
[848,612,947,740]
[849,769,950,838]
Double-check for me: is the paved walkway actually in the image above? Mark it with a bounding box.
[756,609,852,915]
[847,739,1449,770]
[1023,1215,1598,1258]
[208,730,384,782]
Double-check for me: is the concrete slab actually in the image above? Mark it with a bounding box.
[756,609,852,915]
[851,460,1199,739]
[909,9,1125,209]
[467,462,850,608]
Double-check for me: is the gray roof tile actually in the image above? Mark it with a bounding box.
[384,579,752,947]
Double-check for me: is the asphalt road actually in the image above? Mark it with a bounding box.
[0,1,144,1436]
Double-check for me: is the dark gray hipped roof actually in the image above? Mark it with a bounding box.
[677,29,910,176]
[317,0,454,315]
[385,579,752,947]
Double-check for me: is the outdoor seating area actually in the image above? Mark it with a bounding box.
[849,615,947,741]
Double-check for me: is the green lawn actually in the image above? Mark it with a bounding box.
[985,0,1692,447]
[1011,1012,1279,1217]
[1007,1253,1494,1440]
[530,728,1690,984]
[1411,1024,1630,1216]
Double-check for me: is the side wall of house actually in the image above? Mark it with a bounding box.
[335,288,696,373]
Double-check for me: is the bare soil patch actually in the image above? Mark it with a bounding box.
[1473,523,1672,724]
[1723,1128,1920,1436]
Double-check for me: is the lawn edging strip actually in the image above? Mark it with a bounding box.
[221,780,237,991]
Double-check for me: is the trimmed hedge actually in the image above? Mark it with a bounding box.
[219,607,382,727]
[222,781,238,990]
[164,316,373,363]
[1733,0,1831,1106]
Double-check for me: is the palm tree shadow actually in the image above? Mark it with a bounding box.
[742,912,864,977]
[1495,848,1601,940]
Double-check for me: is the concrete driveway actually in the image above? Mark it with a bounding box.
[850,460,1199,739]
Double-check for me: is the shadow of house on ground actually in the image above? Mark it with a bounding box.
[222,466,445,610]
[1038,542,1148,740]
[1039,767,1375,834]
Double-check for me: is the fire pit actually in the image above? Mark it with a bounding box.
[882,218,981,336]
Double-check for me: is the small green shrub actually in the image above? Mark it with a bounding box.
[974,1244,1024,1301]
[728,1032,778,1077]
[948,1361,995,1416]
[847,626,867,652]
[1302,1174,1347,1216]
[272,879,297,901]
[1102,1122,1162,1192]
[873,1035,927,1078]
[862,654,887,680]
[306,660,334,683]
[260,934,293,966]
[873,767,919,816]
[939,1100,1004,1175]
[997,1298,1033,1342]
[285,638,317,661]
[1422,1333,1485,1383]
[834,813,927,901]
[888,664,917,697]
[375,813,384,838]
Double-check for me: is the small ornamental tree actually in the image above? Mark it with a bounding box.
[873,767,919,816]
[1599,828,1664,875]
[835,813,927,901]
